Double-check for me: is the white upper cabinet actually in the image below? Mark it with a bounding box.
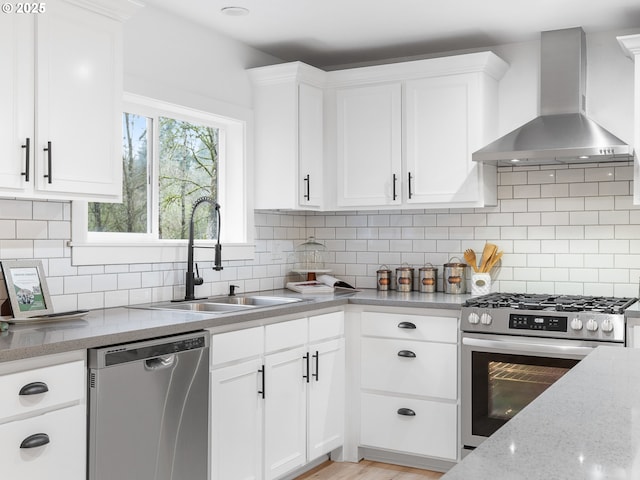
[617,34,640,204]
[335,83,402,207]
[0,15,34,192]
[330,52,508,210]
[405,72,494,206]
[249,62,326,210]
[0,0,138,202]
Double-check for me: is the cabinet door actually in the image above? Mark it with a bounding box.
[336,84,402,207]
[405,74,481,204]
[35,1,122,200]
[211,359,263,480]
[264,346,307,480]
[308,338,345,461]
[298,83,324,207]
[360,392,457,460]
[0,405,86,480]
[0,14,33,192]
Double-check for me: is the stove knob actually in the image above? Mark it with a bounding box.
[468,312,480,325]
[601,319,614,333]
[570,318,583,331]
[480,313,493,325]
[586,319,599,332]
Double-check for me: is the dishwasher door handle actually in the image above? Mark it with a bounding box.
[145,355,176,370]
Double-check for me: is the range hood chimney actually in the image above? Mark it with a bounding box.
[473,27,633,166]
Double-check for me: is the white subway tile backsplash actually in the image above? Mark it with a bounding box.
[17,221,47,239]
[1,160,639,308]
[541,184,569,198]
[585,167,615,182]
[500,199,528,212]
[513,213,540,226]
[556,197,584,211]
[501,227,528,240]
[528,170,557,184]
[541,240,569,254]
[600,181,630,196]
[541,212,569,225]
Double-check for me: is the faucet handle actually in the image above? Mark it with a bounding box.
[229,285,239,296]
[194,263,204,286]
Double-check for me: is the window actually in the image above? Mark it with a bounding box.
[71,93,254,266]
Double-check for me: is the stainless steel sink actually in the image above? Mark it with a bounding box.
[208,295,304,306]
[154,302,252,312]
[133,295,304,313]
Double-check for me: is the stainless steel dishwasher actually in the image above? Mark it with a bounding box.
[88,331,210,480]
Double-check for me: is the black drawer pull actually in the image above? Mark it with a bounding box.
[303,353,310,383]
[21,137,30,182]
[397,321,416,329]
[397,350,416,358]
[20,433,50,449]
[19,381,49,396]
[43,141,52,183]
[397,408,416,417]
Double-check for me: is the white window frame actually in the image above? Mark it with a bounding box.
[71,93,255,266]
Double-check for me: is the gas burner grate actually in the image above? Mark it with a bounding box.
[463,292,638,314]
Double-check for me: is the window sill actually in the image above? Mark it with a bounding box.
[71,241,255,266]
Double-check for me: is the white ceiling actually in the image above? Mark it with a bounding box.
[142,0,640,67]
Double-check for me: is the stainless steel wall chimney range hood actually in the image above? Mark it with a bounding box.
[472,27,634,167]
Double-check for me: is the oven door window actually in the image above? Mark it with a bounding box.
[471,352,578,438]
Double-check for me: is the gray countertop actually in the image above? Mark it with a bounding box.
[443,345,640,480]
[0,289,469,363]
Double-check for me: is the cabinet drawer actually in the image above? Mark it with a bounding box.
[211,326,264,366]
[361,312,457,343]
[0,404,86,479]
[361,338,457,400]
[309,311,344,343]
[0,360,85,421]
[265,317,308,353]
[360,392,457,460]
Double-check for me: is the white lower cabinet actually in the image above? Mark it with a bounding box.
[210,310,345,480]
[0,351,86,480]
[360,393,457,459]
[211,357,264,480]
[0,404,86,479]
[264,345,308,479]
[359,310,459,461]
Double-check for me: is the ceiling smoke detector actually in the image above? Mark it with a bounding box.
[221,6,249,16]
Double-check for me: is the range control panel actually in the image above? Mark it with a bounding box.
[509,314,567,332]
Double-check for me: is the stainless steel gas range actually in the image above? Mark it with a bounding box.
[460,292,637,455]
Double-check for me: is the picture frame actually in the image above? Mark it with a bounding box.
[1,260,53,319]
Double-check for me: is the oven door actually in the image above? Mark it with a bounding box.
[461,332,602,452]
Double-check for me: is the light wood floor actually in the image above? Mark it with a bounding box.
[295,460,444,479]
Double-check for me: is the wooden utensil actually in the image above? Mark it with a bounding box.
[485,251,503,273]
[464,249,479,273]
[478,243,497,273]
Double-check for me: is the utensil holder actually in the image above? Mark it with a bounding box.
[471,273,491,296]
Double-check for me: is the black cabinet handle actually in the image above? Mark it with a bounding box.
[258,365,265,399]
[397,408,416,417]
[408,172,413,199]
[397,321,416,329]
[21,137,30,182]
[392,173,397,201]
[397,350,416,358]
[303,174,310,201]
[20,433,50,449]
[19,381,49,396]
[303,353,310,383]
[312,350,319,381]
[43,141,52,183]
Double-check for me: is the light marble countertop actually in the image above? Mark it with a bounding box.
[0,289,469,362]
[443,345,640,480]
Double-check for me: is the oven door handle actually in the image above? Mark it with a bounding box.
[462,336,595,357]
